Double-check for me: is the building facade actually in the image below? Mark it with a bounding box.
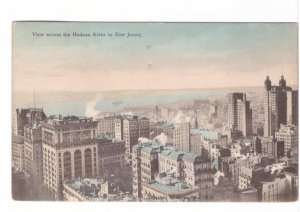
[275,124,298,158]
[190,129,202,156]
[96,116,115,138]
[227,93,252,137]
[238,166,252,190]
[42,115,98,200]
[263,75,296,137]
[115,115,150,161]
[23,124,44,185]
[286,90,298,126]
[163,122,190,152]
[260,137,284,158]
[12,135,24,172]
[132,140,213,200]
[96,135,125,178]
[260,175,290,202]
[132,141,161,199]
[229,156,260,187]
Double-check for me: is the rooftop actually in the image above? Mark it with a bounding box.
[64,177,133,201]
[192,129,221,140]
[96,135,113,142]
[65,178,103,200]
[142,146,161,154]
[168,151,185,161]
[143,180,199,196]
[45,115,96,126]
[115,114,149,121]
[17,107,44,113]
[162,123,175,129]
[182,152,206,164]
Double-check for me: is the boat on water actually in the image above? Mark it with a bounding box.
[112,101,123,105]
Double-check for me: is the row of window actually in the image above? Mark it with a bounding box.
[99,156,124,163]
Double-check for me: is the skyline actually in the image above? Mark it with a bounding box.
[13,22,298,92]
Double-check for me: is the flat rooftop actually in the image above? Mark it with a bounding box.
[143,181,200,196]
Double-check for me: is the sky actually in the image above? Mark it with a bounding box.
[12,22,298,92]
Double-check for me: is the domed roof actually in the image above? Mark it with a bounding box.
[264,76,272,91]
[279,75,286,88]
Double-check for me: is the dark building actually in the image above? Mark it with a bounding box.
[96,135,125,178]
[16,108,46,136]
[12,171,27,200]
[253,136,262,154]
[260,137,284,158]
[263,75,296,137]
[287,90,298,126]
[23,123,43,186]
[221,159,231,178]
[220,147,231,158]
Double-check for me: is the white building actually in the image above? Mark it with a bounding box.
[227,93,252,137]
[238,166,252,190]
[96,116,115,138]
[275,124,298,157]
[163,123,190,152]
[132,140,213,200]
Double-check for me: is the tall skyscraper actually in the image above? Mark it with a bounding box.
[23,123,44,186]
[227,93,252,137]
[209,102,219,124]
[263,75,295,137]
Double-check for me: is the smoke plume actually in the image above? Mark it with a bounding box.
[85,96,102,118]
[121,111,134,116]
[138,137,150,143]
[155,133,168,146]
[213,171,225,185]
[270,163,284,174]
[172,111,191,124]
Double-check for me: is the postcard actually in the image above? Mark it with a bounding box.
[12,22,298,202]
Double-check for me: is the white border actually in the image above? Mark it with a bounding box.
[0,1,299,212]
